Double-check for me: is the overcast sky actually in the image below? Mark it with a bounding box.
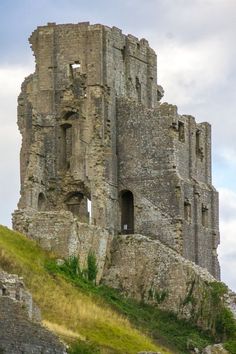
[0,0,236,290]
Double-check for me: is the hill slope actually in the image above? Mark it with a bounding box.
[0,225,217,353]
[0,225,166,353]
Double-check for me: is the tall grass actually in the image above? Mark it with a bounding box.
[0,226,170,354]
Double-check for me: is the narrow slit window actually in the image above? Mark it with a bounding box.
[196,129,204,160]
[178,121,185,142]
[87,198,92,225]
[184,200,191,222]
[196,130,200,154]
[202,204,208,227]
[60,123,72,170]
[135,77,141,103]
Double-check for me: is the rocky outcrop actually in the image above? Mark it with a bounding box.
[103,234,236,334]
[0,270,67,354]
[202,344,229,353]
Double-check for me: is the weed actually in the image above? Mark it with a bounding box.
[0,226,164,354]
[87,251,97,283]
[68,340,100,354]
[224,339,236,354]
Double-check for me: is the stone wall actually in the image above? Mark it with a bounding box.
[13,22,220,282]
[13,210,111,280]
[0,270,66,353]
[103,234,235,332]
[116,98,220,278]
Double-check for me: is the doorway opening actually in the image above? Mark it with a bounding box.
[120,190,134,234]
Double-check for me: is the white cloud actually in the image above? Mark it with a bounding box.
[219,188,236,221]
[219,149,236,167]
[0,65,34,227]
[218,188,236,290]
[156,36,230,106]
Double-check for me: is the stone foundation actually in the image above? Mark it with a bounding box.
[13,209,111,280]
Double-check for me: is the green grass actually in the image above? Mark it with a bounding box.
[0,225,234,354]
[0,225,170,354]
[45,256,215,354]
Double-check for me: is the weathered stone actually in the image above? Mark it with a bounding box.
[202,344,229,354]
[13,209,110,280]
[0,269,40,321]
[0,270,67,353]
[12,22,220,280]
[103,234,235,332]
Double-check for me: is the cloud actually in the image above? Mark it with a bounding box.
[157,36,230,106]
[219,149,236,168]
[0,64,34,227]
[217,188,236,289]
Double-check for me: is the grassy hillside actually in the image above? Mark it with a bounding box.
[0,225,217,353]
[0,225,164,353]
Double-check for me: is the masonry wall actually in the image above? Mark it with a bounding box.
[13,22,220,279]
[116,97,220,277]
[0,271,66,353]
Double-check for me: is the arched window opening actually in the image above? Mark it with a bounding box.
[66,192,83,216]
[66,192,90,224]
[121,190,134,234]
[63,111,78,120]
[38,193,46,211]
[60,123,72,170]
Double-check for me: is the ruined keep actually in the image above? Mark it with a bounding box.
[13,22,220,280]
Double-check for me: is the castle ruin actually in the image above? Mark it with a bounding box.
[13,22,220,280]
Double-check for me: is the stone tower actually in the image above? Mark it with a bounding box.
[13,22,220,279]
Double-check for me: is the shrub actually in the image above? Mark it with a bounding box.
[69,340,100,353]
[87,251,98,284]
[224,339,236,354]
